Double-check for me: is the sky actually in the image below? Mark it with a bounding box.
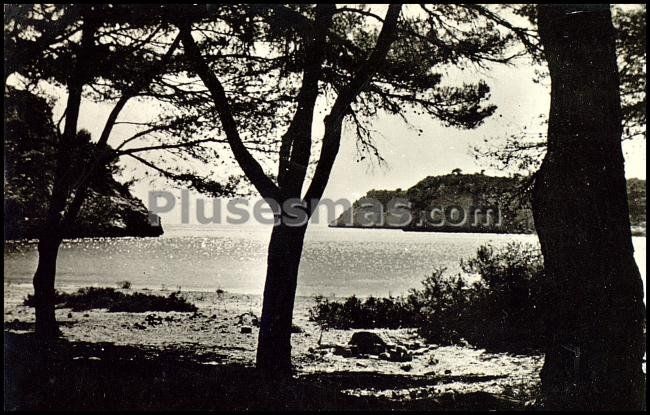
[58,59,645,225]
[13,4,646,226]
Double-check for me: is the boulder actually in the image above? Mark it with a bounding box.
[349,331,387,355]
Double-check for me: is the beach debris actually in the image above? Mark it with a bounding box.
[390,345,412,362]
[401,363,413,372]
[145,314,163,326]
[318,331,414,362]
[235,312,259,327]
[408,341,422,350]
[411,347,430,356]
[333,344,353,357]
[67,312,73,318]
[240,326,252,334]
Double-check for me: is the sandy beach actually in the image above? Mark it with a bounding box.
[4,282,543,405]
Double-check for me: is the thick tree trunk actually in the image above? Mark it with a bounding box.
[256,222,308,377]
[30,15,94,339]
[33,231,63,339]
[534,4,646,410]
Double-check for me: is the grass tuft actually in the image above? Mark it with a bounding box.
[24,287,197,313]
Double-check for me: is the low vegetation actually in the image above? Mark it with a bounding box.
[309,242,546,353]
[24,287,197,313]
[310,295,420,330]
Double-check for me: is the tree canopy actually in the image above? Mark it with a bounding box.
[470,4,646,174]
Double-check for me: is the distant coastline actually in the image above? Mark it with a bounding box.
[330,173,646,237]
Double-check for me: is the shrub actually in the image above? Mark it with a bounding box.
[309,242,547,353]
[406,268,474,345]
[117,280,132,289]
[23,287,197,313]
[455,242,546,351]
[308,294,421,329]
[414,242,546,352]
[22,289,68,307]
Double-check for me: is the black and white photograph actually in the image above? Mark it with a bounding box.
[3,3,646,411]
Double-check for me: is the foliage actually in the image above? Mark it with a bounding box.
[309,294,421,330]
[627,178,647,228]
[449,242,546,351]
[23,287,197,313]
[3,87,161,239]
[167,4,519,195]
[309,242,547,353]
[470,5,645,175]
[613,4,646,141]
[4,5,239,199]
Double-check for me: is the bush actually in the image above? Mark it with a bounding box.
[414,242,546,352]
[23,287,197,313]
[308,295,420,329]
[309,242,547,353]
[453,242,546,352]
[406,268,473,345]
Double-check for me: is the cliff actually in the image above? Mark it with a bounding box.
[4,87,163,240]
[331,172,646,235]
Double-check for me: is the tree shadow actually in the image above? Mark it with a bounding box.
[4,331,525,410]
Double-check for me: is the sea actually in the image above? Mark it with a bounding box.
[4,224,647,300]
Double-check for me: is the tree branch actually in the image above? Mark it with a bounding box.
[64,31,183,225]
[49,15,97,232]
[459,4,541,57]
[278,4,335,197]
[304,4,402,206]
[115,138,228,156]
[179,22,280,201]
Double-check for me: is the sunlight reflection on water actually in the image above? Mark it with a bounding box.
[4,224,646,299]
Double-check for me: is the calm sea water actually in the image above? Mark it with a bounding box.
[4,224,647,298]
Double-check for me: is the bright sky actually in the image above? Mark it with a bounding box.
[10,4,646,225]
[60,59,645,225]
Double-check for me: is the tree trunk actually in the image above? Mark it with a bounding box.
[256,222,308,377]
[534,4,646,410]
[33,231,63,339]
[30,14,94,339]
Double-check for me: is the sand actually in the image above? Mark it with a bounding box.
[4,282,543,403]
